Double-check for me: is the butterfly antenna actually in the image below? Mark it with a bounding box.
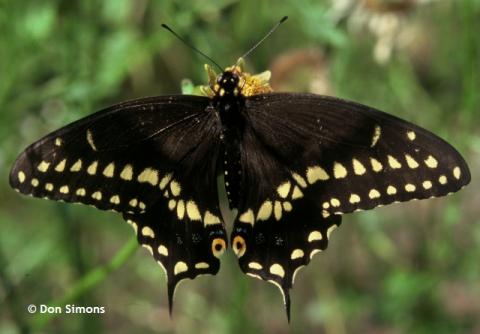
[161,23,224,72]
[239,16,288,61]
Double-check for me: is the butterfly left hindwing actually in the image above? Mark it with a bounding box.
[9,95,228,312]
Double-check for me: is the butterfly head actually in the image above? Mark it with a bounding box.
[200,58,273,98]
[216,71,240,96]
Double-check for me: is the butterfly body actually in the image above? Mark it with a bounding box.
[9,57,470,321]
[213,70,246,209]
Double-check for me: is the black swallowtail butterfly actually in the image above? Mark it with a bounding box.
[9,18,470,321]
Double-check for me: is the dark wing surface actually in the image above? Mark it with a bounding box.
[231,92,470,319]
[9,95,228,312]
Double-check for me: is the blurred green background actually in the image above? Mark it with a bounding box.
[1,0,479,333]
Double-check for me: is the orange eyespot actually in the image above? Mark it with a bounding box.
[211,238,226,258]
[232,235,246,258]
